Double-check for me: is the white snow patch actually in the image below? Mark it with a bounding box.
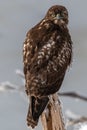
[79,124,87,130]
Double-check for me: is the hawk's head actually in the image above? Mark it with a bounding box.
[45,5,68,26]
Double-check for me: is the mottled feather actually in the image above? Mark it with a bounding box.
[23,5,72,128]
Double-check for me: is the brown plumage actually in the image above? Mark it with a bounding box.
[23,5,72,128]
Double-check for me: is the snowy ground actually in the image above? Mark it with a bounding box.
[0,0,87,130]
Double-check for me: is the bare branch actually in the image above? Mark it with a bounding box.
[67,117,87,127]
[58,92,87,102]
[0,81,17,92]
[65,110,87,127]
[16,69,24,78]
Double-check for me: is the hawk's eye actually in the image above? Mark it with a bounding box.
[51,14,56,18]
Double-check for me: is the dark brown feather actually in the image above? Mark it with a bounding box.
[23,5,72,128]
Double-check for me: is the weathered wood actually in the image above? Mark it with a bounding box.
[41,93,65,130]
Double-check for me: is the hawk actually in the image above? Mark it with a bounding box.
[23,5,72,128]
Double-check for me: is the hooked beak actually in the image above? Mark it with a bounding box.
[54,14,66,25]
[56,14,63,20]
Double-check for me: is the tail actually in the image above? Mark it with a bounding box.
[27,96,49,128]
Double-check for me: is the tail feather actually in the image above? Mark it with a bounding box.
[27,96,49,128]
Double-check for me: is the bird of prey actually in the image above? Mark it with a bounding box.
[23,5,72,128]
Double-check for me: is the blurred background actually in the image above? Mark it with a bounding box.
[0,0,87,130]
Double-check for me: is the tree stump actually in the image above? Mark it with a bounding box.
[41,93,65,130]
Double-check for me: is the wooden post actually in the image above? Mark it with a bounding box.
[41,93,65,130]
